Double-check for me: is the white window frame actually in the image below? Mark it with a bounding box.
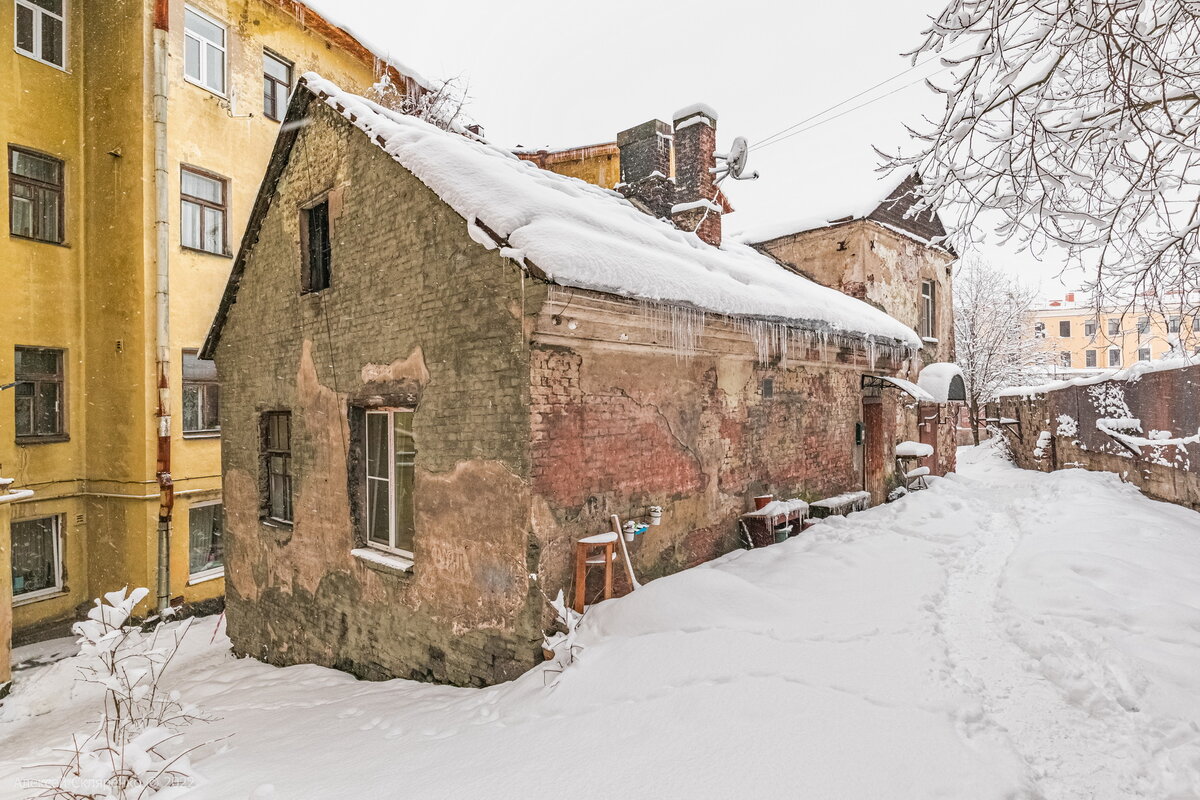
[183,4,226,97]
[1137,347,1151,362]
[919,279,936,340]
[186,499,224,583]
[364,409,416,559]
[1108,348,1122,367]
[11,514,63,605]
[14,0,67,71]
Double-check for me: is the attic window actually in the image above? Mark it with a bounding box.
[301,200,331,292]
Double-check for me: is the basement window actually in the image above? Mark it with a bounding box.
[261,411,293,525]
[363,409,416,558]
[183,5,226,96]
[14,0,65,70]
[187,501,224,581]
[11,515,63,602]
[182,349,219,435]
[301,200,332,292]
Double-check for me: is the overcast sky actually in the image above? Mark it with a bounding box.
[306,0,1081,298]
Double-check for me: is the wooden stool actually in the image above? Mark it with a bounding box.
[573,532,618,613]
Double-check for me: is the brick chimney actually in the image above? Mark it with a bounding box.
[670,103,721,246]
[616,119,674,219]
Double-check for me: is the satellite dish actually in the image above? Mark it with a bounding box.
[714,136,760,182]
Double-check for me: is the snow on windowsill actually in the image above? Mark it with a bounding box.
[187,568,225,586]
[352,547,413,575]
[921,337,940,344]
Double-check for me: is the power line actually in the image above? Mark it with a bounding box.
[753,70,942,153]
[750,42,966,152]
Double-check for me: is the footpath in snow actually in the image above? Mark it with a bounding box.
[2,444,1200,799]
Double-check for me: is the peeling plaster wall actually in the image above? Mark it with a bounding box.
[527,291,914,592]
[214,101,547,686]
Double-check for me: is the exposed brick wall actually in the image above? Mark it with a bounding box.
[527,305,912,593]
[215,98,948,688]
[997,365,1200,510]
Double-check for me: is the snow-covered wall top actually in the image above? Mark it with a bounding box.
[303,75,921,348]
[997,356,1199,398]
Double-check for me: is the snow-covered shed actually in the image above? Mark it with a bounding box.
[202,75,944,686]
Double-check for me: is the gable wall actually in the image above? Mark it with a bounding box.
[213,101,548,686]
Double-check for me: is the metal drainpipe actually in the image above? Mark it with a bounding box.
[153,0,173,613]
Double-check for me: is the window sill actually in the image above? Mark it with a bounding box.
[187,568,225,586]
[261,517,293,531]
[180,244,233,259]
[16,434,69,446]
[13,588,66,607]
[352,547,413,576]
[183,430,221,440]
[14,49,69,73]
[921,337,940,345]
[10,233,68,248]
[183,75,228,100]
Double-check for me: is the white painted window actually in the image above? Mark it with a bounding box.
[183,6,225,95]
[1138,347,1151,362]
[11,515,62,602]
[14,0,65,69]
[1108,348,1122,367]
[364,409,416,557]
[188,501,224,580]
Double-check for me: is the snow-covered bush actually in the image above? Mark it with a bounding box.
[26,588,212,799]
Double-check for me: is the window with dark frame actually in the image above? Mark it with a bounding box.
[364,409,416,557]
[9,146,64,244]
[1085,349,1097,368]
[1167,316,1181,333]
[188,502,224,577]
[180,167,227,254]
[14,346,64,440]
[919,280,936,339]
[182,349,219,434]
[301,200,332,292]
[263,50,293,121]
[1058,320,1071,337]
[14,0,65,69]
[262,412,292,524]
[11,515,62,599]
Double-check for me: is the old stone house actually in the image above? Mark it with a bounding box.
[202,75,958,686]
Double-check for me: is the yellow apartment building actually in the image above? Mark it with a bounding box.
[1033,295,1200,372]
[2,0,426,681]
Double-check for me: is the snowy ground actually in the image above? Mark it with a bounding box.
[3,444,1200,799]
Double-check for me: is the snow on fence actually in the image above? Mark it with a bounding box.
[994,362,1200,510]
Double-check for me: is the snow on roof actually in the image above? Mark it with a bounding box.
[302,74,921,347]
[997,356,1199,397]
[918,362,966,403]
[294,1,434,91]
[734,169,905,244]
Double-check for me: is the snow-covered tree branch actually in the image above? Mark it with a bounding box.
[954,258,1049,443]
[896,0,1200,300]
